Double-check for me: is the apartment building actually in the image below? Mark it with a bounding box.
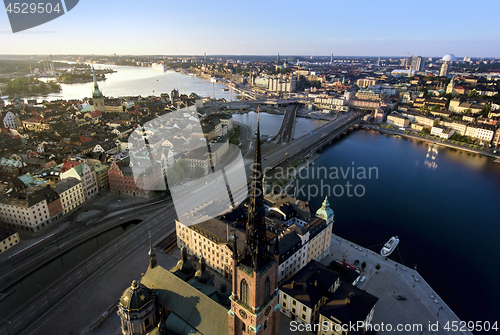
[318,282,378,335]
[60,163,98,200]
[108,160,163,198]
[387,113,410,128]
[280,261,340,326]
[465,124,497,143]
[356,78,377,88]
[0,180,52,233]
[0,227,20,254]
[175,195,335,285]
[53,177,85,214]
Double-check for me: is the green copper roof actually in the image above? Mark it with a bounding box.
[315,196,334,222]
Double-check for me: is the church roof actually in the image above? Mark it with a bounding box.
[140,265,229,335]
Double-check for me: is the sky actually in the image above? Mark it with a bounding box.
[1,0,500,57]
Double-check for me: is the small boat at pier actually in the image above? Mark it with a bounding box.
[381,236,399,256]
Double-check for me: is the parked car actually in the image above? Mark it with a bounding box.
[396,295,407,300]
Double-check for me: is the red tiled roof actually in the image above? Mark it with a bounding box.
[61,160,83,173]
[88,111,102,118]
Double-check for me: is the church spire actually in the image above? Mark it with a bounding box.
[92,66,103,101]
[93,66,98,90]
[148,231,157,268]
[244,107,268,270]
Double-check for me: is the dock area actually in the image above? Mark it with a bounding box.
[320,234,471,335]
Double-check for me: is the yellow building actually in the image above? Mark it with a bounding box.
[317,282,378,335]
[0,227,20,254]
[280,261,340,326]
[387,113,410,128]
[175,195,334,285]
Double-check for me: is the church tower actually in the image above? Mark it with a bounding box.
[92,67,105,111]
[228,112,280,335]
[315,196,335,225]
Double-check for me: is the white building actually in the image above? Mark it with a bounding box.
[465,124,497,144]
[53,177,85,214]
[0,185,51,233]
[60,163,98,200]
[3,111,20,129]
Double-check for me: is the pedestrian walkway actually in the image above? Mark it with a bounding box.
[322,234,471,335]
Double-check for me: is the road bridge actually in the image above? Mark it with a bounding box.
[272,103,299,144]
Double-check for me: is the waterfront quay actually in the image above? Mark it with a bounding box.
[322,234,472,335]
[363,123,500,161]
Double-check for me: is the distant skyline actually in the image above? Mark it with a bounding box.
[1,0,500,57]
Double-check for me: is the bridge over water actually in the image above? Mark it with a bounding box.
[260,111,363,173]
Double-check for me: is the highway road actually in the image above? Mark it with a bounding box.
[1,202,178,335]
[273,104,298,144]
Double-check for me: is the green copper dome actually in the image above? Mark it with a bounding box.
[315,196,334,223]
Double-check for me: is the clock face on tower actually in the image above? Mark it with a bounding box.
[239,309,247,319]
[265,306,271,316]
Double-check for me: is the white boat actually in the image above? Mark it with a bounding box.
[210,77,217,83]
[380,236,399,256]
[152,63,168,71]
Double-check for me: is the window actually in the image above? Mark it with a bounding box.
[292,300,296,306]
[264,277,270,302]
[240,279,248,305]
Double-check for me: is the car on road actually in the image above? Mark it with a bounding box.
[396,295,407,300]
[354,259,360,265]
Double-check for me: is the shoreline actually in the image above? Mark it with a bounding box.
[363,124,500,161]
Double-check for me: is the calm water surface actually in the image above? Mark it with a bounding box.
[295,130,500,324]
[232,111,327,140]
[33,64,233,101]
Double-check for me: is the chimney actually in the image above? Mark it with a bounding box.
[291,281,295,289]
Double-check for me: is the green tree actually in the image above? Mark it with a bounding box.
[192,166,205,179]
[375,264,381,270]
[418,87,428,96]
